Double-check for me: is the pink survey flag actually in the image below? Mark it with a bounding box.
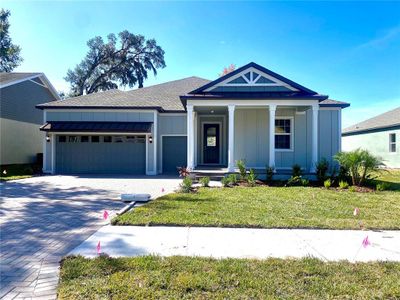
[353,207,360,216]
[362,236,371,248]
[97,241,101,254]
[103,210,109,220]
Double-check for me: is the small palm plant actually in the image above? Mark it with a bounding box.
[334,149,384,186]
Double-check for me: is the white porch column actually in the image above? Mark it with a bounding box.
[268,104,276,169]
[310,104,319,173]
[228,104,236,172]
[186,104,194,169]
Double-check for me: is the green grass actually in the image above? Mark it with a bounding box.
[113,170,400,230]
[59,255,400,299]
[0,164,39,181]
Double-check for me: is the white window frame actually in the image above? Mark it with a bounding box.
[389,133,397,153]
[275,116,294,152]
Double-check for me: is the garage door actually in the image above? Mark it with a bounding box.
[56,135,146,174]
[162,136,187,174]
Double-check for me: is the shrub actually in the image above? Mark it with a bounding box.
[247,169,257,187]
[266,166,274,183]
[334,149,384,186]
[199,176,210,187]
[376,182,390,191]
[23,167,34,175]
[180,176,193,193]
[177,166,190,177]
[324,179,331,189]
[316,158,329,183]
[301,178,309,186]
[339,180,349,189]
[292,164,302,177]
[221,177,230,187]
[286,176,302,186]
[348,186,356,192]
[236,160,247,180]
[228,174,237,185]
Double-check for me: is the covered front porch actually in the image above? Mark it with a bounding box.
[186,100,320,174]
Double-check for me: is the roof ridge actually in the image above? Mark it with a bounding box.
[125,76,210,94]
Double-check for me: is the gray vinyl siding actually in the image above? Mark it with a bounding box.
[46,111,154,122]
[0,80,56,164]
[1,80,54,124]
[234,109,269,168]
[157,114,187,173]
[318,110,340,169]
[233,108,340,170]
[342,129,400,168]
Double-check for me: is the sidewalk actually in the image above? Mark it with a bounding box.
[70,226,400,262]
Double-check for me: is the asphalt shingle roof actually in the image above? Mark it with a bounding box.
[343,107,400,135]
[37,77,210,112]
[0,72,41,86]
[37,76,348,111]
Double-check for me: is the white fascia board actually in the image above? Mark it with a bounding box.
[186,99,319,107]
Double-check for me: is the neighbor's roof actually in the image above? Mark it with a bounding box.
[0,72,61,100]
[343,107,400,135]
[37,76,348,111]
[0,72,42,87]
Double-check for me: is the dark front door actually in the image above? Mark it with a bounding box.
[203,124,220,164]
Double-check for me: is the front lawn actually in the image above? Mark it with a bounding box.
[113,171,400,229]
[59,255,400,299]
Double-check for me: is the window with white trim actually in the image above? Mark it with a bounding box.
[389,133,396,153]
[275,119,292,150]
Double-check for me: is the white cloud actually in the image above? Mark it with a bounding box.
[356,24,400,50]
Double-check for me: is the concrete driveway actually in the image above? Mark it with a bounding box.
[0,175,181,300]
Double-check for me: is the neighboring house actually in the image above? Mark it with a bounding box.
[0,73,60,165]
[342,107,400,168]
[36,62,349,175]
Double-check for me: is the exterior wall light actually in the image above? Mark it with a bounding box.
[149,136,153,143]
[46,135,51,142]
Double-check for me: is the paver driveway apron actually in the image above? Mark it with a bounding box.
[0,175,180,300]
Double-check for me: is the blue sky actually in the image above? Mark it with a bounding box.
[3,1,400,127]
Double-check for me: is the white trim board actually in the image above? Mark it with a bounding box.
[187,99,319,107]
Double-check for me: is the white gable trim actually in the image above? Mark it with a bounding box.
[204,67,299,92]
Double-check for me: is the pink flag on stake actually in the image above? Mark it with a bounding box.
[362,236,371,248]
[103,210,109,220]
[97,241,101,255]
[353,207,360,216]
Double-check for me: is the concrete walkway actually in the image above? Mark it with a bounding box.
[70,226,400,262]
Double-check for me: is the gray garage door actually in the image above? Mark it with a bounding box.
[56,135,146,174]
[162,136,187,174]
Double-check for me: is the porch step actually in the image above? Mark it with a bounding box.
[191,171,232,181]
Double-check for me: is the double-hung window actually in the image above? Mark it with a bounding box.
[389,133,396,153]
[275,118,293,150]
